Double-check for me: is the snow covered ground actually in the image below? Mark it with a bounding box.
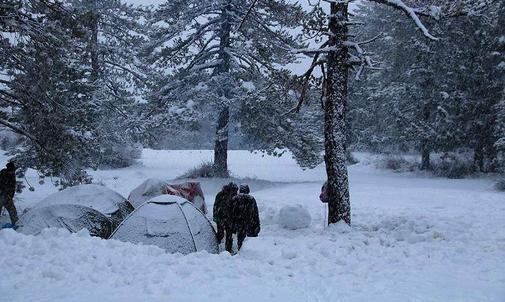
[1,149,504,302]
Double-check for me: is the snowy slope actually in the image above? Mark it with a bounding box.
[0,149,504,302]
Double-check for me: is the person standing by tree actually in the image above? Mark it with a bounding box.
[0,162,18,226]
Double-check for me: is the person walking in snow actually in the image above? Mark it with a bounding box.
[213,182,238,253]
[0,162,18,226]
[230,184,260,251]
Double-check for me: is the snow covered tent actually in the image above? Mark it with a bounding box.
[17,204,113,238]
[128,179,207,213]
[33,184,133,227]
[110,195,218,254]
[128,178,168,208]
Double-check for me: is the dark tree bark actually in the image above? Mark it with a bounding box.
[213,0,232,177]
[87,0,99,81]
[214,107,229,176]
[421,141,431,170]
[324,2,351,225]
[420,102,431,170]
[304,0,437,225]
[474,144,484,172]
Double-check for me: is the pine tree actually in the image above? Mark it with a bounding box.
[296,0,440,224]
[491,2,505,170]
[143,0,305,176]
[0,0,148,183]
[237,70,324,168]
[350,1,503,173]
[65,0,150,168]
[1,1,93,179]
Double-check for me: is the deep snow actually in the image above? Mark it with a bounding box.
[0,149,504,302]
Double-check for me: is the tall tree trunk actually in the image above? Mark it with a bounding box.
[214,107,229,176]
[213,1,232,177]
[420,102,431,170]
[474,144,484,172]
[324,3,351,225]
[88,0,99,81]
[420,141,431,170]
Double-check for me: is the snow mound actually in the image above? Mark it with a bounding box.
[277,204,311,230]
[33,184,128,216]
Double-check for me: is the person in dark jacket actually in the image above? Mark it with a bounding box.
[230,184,260,251]
[0,162,18,225]
[213,182,238,253]
[320,181,328,203]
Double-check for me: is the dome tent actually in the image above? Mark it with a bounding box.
[18,204,113,238]
[128,178,207,213]
[110,195,218,254]
[33,184,133,227]
[128,178,169,208]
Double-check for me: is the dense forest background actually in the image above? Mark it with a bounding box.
[0,0,503,184]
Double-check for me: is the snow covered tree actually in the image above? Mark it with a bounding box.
[350,1,503,172]
[349,3,448,170]
[0,0,148,183]
[1,1,93,179]
[64,0,150,168]
[491,2,505,170]
[143,0,307,176]
[295,0,442,225]
[238,70,324,168]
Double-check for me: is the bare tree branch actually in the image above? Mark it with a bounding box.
[368,0,439,40]
[234,0,260,32]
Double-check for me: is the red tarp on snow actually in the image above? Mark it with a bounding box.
[165,182,207,214]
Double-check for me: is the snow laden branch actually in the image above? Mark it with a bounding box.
[291,37,382,113]
[368,0,438,40]
[344,32,384,80]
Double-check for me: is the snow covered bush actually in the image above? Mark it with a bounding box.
[277,204,311,230]
[99,142,143,169]
[347,151,359,165]
[378,155,416,172]
[494,179,505,191]
[57,170,93,190]
[179,161,227,178]
[432,152,475,179]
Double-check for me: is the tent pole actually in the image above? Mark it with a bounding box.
[175,201,198,252]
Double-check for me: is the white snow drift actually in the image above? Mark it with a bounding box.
[0,150,504,302]
[277,204,311,230]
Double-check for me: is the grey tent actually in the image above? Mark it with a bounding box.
[33,184,133,227]
[110,195,218,254]
[128,178,169,208]
[18,204,113,238]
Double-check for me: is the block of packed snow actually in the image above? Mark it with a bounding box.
[277,204,311,230]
